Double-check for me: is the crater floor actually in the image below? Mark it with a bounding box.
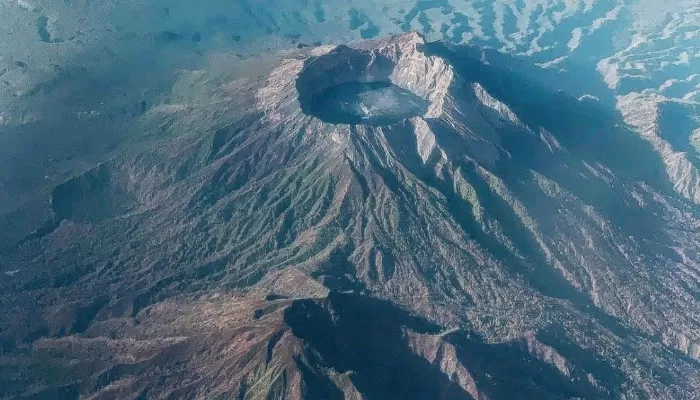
[310,81,430,126]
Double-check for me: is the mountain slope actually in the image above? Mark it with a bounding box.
[1,33,699,399]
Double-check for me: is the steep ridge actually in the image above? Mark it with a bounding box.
[0,289,615,399]
[1,33,699,399]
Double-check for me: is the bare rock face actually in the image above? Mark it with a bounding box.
[618,93,700,205]
[292,32,453,119]
[0,291,612,400]
[1,33,700,399]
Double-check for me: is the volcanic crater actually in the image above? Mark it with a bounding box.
[293,34,451,127]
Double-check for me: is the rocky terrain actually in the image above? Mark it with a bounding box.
[2,0,699,240]
[0,30,699,399]
[1,0,700,399]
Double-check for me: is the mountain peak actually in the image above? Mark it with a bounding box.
[2,32,700,400]
[257,32,453,128]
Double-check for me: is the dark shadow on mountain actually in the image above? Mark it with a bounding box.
[295,359,345,400]
[445,330,620,400]
[379,119,630,338]
[424,41,683,243]
[13,217,61,248]
[285,292,471,400]
[311,245,368,294]
[51,163,136,223]
[286,292,616,399]
[657,101,699,155]
[425,41,671,187]
[421,43,686,338]
[536,326,625,391]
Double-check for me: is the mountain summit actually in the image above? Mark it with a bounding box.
[1,33,699,399]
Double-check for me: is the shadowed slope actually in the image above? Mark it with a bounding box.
[1,33,699,399]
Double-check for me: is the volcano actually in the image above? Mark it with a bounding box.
[1,32,699,400]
